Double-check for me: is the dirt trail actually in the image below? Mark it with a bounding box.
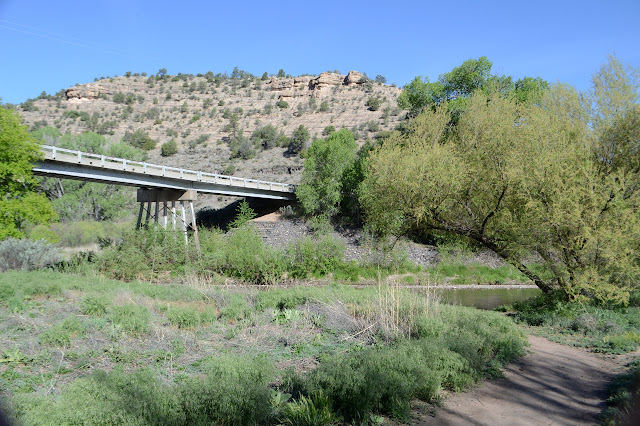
[416,335,627,425]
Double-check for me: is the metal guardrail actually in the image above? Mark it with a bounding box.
[40,145,296,193]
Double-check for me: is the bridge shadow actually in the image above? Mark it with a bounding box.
[196,198,294,231]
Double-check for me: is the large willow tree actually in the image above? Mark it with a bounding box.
[361,55,640,304]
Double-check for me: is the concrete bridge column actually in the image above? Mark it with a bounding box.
[136,189,200,254]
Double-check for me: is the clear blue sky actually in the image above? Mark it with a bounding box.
[1,0,639,104]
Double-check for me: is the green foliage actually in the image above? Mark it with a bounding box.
[230,201,257,228]
[166,306,202,329]
[0,238,61,272]
[364,56,640,304]
[281,392,341,425]
[513,295,640,353]
[123,129,157,150]
[366,95,384,111]
[251,124,278,149]
[600,359,640,425]
[0,107,57,239]
[288,124,310,155]
[276,99,289,109]
[296,129,358,217]
[286,235,346,278]
[39,317,85,347]
[301,305,526,421]
[111,304,150,336]
[161,139,178,157]
[322,125,335,136]
[81,295,109,316]
[317,101,329,112]
[398,56,548,118]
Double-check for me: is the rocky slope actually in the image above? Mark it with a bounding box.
[18,70,405,187]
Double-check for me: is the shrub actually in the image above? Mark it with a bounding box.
[122,129,157,150]
[179,356,274,425]
[276,100,289,109]
[28,224,60,244]
[286,235,345,278]
[281,393,341,425]
[39,317,85,347]
[322,126,335,136]
[81,295,109,316]
[166,306,201,329]
[366,96,384,111]
[111,304,150,335]
[0,238,61,272]
[161,139,178,157]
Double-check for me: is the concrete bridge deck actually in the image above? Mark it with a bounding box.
[32,145,297,200]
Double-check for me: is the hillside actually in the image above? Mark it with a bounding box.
[18,70,405,186]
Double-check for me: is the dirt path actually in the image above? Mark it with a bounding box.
[416,335,627,425]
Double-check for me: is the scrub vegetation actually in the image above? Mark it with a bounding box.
[0,271,525,424]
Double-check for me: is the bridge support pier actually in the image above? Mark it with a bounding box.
[136,189,200,254]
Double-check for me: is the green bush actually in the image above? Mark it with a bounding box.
[161,139,178,156]
[286,235,345,278]
[179,356,274,425]
[122,129,157,150]
[166,306,201,329]
[298,305,526,422]
[27,224,60,244]
[81,295,109,316]
[0,238,61,272]
[111,304,150,335]
[52,221,106,247]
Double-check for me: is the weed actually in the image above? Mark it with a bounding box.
[39,317,85,347]
[81,295,109,316]
[166,306,201,329]
[281,392,341,425]
[111,304,150,335]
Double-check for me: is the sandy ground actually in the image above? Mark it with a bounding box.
[415,335,632,426]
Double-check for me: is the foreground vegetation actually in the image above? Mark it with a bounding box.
[0,270,526,424]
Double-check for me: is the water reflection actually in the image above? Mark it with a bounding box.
[414,287,541,310]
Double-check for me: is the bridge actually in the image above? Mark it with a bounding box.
[32,145,297,251]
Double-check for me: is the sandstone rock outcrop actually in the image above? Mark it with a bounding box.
[344,70,364,85]
[266,78,294,91]
[309,72,344,91]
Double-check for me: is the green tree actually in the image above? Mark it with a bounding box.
[375,75,387,84]
[277,69,286,78]
[296,130,358,218]
[157,68,167,77]
[288,125,310,155]
[250,124,278,150]
[0,107,57,239]
[397,76,445,117]
[122,129,157,150]
[398,56,548,119]
[362,57,640,304]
